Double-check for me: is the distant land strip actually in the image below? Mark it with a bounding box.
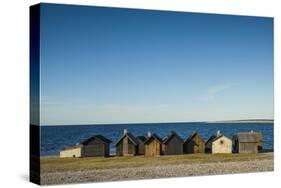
[207,119,274,124]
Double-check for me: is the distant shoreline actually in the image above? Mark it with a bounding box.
[207,119,274,124]
[39,119,274,126]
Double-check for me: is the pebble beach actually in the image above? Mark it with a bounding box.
[40,153,273,185]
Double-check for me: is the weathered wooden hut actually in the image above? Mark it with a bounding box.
[205,130,232,154]
[136,136,147,155]
[162,131,184,155]
[116,129,139,156]
[144,132,163,157]
[80,135,112,157]
[233,131,263,153]
[183,132,205,154]
[60,135,112,158]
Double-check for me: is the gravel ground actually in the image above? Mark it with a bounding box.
[41,158,273,185]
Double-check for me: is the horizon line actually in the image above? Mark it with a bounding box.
[33,118,274,126]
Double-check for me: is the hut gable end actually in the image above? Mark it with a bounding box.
[144,133,163,157]
[183,132,205,154]
[116,133,139,146]
[116,131,139,156]
[212,135,232,154]
[205,132,232,154]
[162,131,184,155]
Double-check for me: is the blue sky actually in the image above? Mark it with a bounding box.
[39,4,273,125]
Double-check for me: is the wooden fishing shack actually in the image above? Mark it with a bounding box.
[233,131,263,153]
[144,132,163,157]
[115,129,139,156]
[183,132,205,154]
[162,131,184,155]
[205,130,232,154]
[60,135,112,158]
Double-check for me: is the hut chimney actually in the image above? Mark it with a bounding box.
[217,130,221,136]
[123,129,128,135]
[147,131,152,138]
[250,130,254,133]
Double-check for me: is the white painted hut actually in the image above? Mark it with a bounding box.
[60,135,112,158]
[205,130,232,154]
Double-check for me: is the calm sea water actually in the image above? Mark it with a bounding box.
[40,122,274,156]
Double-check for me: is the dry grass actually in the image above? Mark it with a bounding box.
[40,153,273,173]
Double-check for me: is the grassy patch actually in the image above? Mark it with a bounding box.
[40,153,273,173]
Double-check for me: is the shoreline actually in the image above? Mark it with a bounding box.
[39,119,274,127]
[207,121,274,124]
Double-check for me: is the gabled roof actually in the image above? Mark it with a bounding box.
[163,131,184,144]
[115,132,139,146]
[205,134,224,145]
[144,133,163,145]
[184,132,203,144]
[137,136,147,143]
[80,135,112,145]
[234,132,262,143]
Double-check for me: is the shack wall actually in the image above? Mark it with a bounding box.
[60,147,82,158]
[138,142,145,155]
[116,137,137,156]
[145,139,161,157]
[126,139,136,156]
[184,135,205,154]
[83,138,106,157]
[163,136,183,155]
[205,141,212,153]
[116,142,123,156]
[212,136,232,154]
[239,142,258,153]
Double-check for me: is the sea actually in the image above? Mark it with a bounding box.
[40,122,274,156]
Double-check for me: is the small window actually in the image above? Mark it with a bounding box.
[220,140,224,144]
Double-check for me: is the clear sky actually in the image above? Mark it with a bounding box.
[39,3,273,125]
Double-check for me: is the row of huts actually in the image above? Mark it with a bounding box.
[60,129,263,158]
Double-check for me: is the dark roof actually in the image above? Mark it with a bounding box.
[234,132,262,143]
[162,136,168,143]
[205,135,216,145]
[184,132,202,143]
[163,131,184,144]
[137,136,147,143]
[115,132,139,146]
[205,134,224,145]
[144,133,163,145]
[80,135,112,145]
